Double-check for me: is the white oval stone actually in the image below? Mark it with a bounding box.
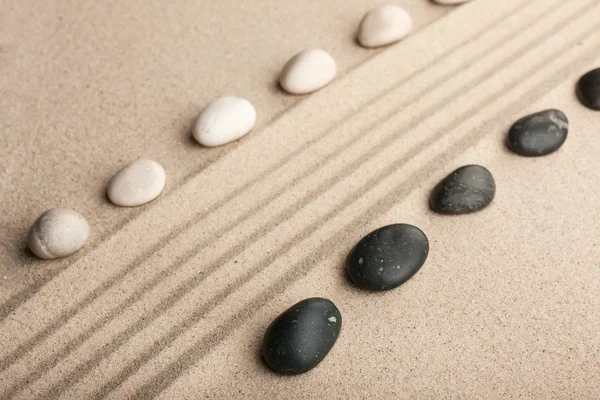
[28,208,90,260]
[279,49,337,95]
[107,159,166,207]
[433,0,471,4]
[192,96,257,147]
[358,5,412,48]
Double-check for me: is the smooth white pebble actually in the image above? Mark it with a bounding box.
[192,96,256,147]
[28,208,90,259]
[279,49,336,95]
[107,159,166,207]
[358,5,412,48]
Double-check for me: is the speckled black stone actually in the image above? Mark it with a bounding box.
[430,165,495,215]
[262,298,341,375]
[576,67,600,110]
[507,109,568,157]
[346,224,429,291]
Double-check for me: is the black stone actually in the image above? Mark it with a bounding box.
[346,224,429,291]
[576,67,600,110]
[507,109,568,157]
[430,165,495,215]
[262,297,342,375]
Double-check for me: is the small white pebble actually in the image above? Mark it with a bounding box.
[107,159,166,207]
[328,316,337,323]
[279,49,336,95]
[358,5,412,48]
[28,208,89,259]
[433,0,471,4]
[192,96,256,147]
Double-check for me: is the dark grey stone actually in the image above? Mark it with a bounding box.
[507,109,568,156]
[576,67,600,110]
[430,165,495,215]
[346,224,429,291]
[262,297,342,375]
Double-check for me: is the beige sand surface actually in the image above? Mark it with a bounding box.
[1,0,599,398]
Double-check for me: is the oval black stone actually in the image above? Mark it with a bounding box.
[346,224,429,291]
[262,297,342,375]
[576,67,600,110]
[507,109,568,156]
[430,165,495,215]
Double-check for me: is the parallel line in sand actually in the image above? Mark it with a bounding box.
[128,29,600,400]
[0,2,483,371]
[0,30,395,361]
[0,6,463,324]
[0,7,462,332]
[0,16,402,323]
[37,4,598,399]
[0,0,564,396]
[0,105,293,322]
[0,0,539,392]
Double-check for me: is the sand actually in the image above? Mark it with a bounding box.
[1,0,599,398]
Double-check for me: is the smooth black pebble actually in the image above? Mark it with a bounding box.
[262,297,341,375]
[430,165,495,215]
[507,109,568,156]
[576,67,600,110]
[346,224,429,291]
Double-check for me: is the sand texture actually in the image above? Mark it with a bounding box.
[1,0,599,398]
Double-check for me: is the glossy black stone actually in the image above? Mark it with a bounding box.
[346,224,429,291]
[507,109,568,157]
[262,298,342,375]
[576,67,600,110]
[430,165,495,215]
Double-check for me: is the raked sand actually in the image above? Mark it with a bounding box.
[1,0,600,398]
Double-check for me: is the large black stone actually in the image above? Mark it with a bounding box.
[262,298,342,375]
[576,67,600,110]
[346,224,429,291]
[430,165,495,215]
[507,109,568,157]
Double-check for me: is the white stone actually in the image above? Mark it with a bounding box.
[107,159,166,207]
[433,0,471,4]
[279,49,337,95]
[28,208,90,259]
[358,5,412,48]
[192,96,256,147]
